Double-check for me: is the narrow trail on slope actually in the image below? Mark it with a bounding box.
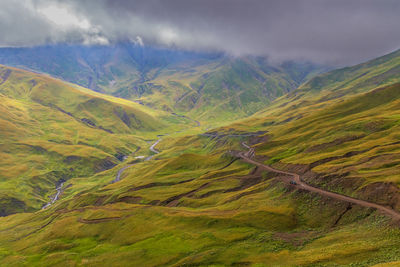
[239,142,400,222]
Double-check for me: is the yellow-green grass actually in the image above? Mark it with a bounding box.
[298,49,400,95]
[0,65,194,215]
[1,50,400,266]
[216,54,400,210]
[0,133,399,266]
[121,57,316,124]
[249,83,400,185]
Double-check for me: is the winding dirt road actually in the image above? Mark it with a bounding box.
[239,143,400,221]
[112,138,161,183]
[149,138,161,154]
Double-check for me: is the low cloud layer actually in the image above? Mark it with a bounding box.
[1,0,399,65]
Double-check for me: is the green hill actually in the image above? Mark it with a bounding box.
[0,45,326,123]
[0,49,399,266]
[0,65,189,216]
[139,57,324,123]
[229,48,400,209]
[296,48,400,98]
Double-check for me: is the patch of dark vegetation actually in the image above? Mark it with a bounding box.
[98,126,113,133]
[93,157,117,172]
[63,155,82,164]
[149,200,161,205]
[201,130,267,139]
[223,187,266,204]
[48,139,73,145]
[114,152,127,161]
[196,168,271,201]
[94,196,108,206]
[113,108,131,128]
[114,147,140,161]
[75,115,113,133]
[33,171,70,187]
[78,216,124,224]
[22,144,47,154]
[28,79,37,91]
[160,183,210,207]
[114,106,144,129]
[279,115,303,124]
[231,261,252,266]
[217,158,238,170]
[0,196,31,216]
[305,135,365,153]
[115,196,143,204]
[332,204,352,227]
[309,150,367,169]
[81,118,96,127]
[273,231,319,246]
[261,120,275,127]
[50,104,74,117]
[225,176,264,193]
[0,69,11,85]
[128,179,195,192]
[202,168,245,180]
[254,134,271,144]
[77,141,91,146]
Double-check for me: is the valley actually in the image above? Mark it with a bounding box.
[0,45,327,123]
[1,1,399,266]
[0,48,399,266]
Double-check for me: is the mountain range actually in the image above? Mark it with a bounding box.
[0,44,326,122]
[0,46,399,266]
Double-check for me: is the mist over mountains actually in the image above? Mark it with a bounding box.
[1,1,400,266]
[1,0,399,65]
[0,43,327,121]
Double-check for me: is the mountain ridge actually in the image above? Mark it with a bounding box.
[0,64,192,216]
[0,48,400,266]
[0,44,327,122]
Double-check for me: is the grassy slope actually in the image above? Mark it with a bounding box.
[224,49,400,207]
[0,50,400,266]
[126,57,323,124]
[0,132,399,266]
[0,65,189,215]
[0,45,326,124]
[299,49,400,94]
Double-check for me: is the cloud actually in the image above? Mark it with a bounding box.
[0,0,399,65]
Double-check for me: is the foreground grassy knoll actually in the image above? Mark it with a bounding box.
[0,65,192,215]
[0,132,399,266]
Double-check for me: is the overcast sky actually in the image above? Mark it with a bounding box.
[1,0,399,65]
